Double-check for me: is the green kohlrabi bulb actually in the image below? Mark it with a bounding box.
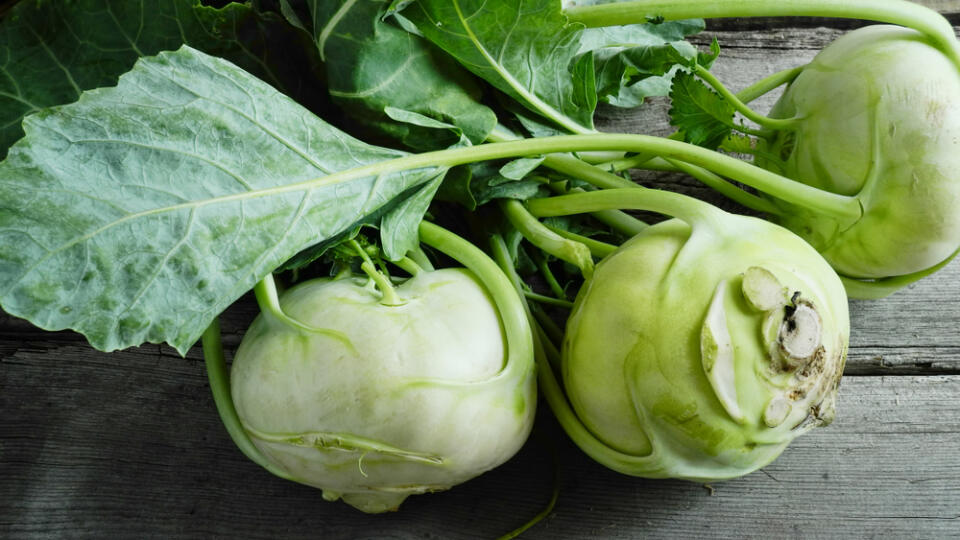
[760,25,960,279]
[230,268,536,513]
[562,216,849,481]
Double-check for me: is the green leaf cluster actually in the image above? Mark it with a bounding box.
[0,46,441,354]
[0,0,708,354]
[0,0,329,159]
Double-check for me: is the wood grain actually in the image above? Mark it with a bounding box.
[2,347,958,538]
[2,10,960,540]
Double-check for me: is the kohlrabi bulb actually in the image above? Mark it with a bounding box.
[562,216,849,481]
[759,25,960,279]
[230,268,535,513]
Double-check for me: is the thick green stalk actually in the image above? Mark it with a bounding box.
[417,221,534,384]
[489,235,661,477]
[841,247,960,299]
[540,153,635,190]
[202,319,296,482]
[487,235,560,540]
[565,0,960,68]
[486,126,845,222]
[391,256,424,276]
[409,247,435,272]
[350,239,403,306]
[524,290,575,309]
[285,134,858,222]
[736,65,805,104]
[663,157,782,215]
[501,199,595,279]
[253,275,312,332]
[587,208,649,236]
[693,64,798,130]
[545,224,618,258]
[527,188,724,227]
[488,124,649,235]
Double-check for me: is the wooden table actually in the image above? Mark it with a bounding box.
[3,7,960,539]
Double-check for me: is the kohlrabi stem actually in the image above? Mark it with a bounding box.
[202,319,296,482]
[535,252,568,301]
[602,154,677,173]
[409,246,435,272]
[694,65,799,131]
[253,275,322,333]
[565,0,960,68]
[735,125,769,139]
[488,124,649,235]
[587,208,649,236]
[489,234,564,375]
[392,256,424,276]
[527,187,722,226]
[663,157,783,215]
[540,153,635,190]
[524,290,575,309]
[275,134,859,223]
[531,306,566,349]
[840,247,960,299]
[501,199,595,279]
[350,239,403,306]
[417,221,534,384]
[545,224,618,258]
[736,65,805,104]
[489,234,660,477]
[496,454,560,540]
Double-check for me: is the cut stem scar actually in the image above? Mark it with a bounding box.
[700,280,746,424]
[779,301,822,365]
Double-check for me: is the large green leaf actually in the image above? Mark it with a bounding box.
[0,46,441,354]
[308,0,496,150]
[0,0,328,159]
[405,0,596,135]
[581,19,704,107]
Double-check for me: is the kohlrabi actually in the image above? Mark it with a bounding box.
[758,25,960,280]
[566,0,960,297]
[516,188,849,480]
[204,223,536,513]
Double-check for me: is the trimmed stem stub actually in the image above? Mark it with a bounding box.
[763,397,793,428]
[742,266,790,312]
[701,265,844,432]
[759,287,842,432]
[779,301,823,367]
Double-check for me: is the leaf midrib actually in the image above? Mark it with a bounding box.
[1,146,371,299]
[316,0,360,61]
[444,0,594,135]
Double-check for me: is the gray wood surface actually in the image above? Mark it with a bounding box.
[3,9,960,540]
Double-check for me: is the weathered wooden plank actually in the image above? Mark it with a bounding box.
[913,0,960,12]
[2,344,958,538]
[1,15,959,540]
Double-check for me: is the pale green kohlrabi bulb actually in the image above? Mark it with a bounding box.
[562,216,849,481]
[760,25,960,279]
[230,268,536,513]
